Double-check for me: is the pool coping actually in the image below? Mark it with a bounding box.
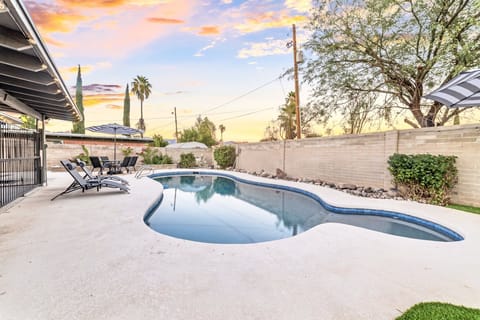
[148,170,464,242]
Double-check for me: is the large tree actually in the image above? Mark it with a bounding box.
[123,83,130,127]
[72,65,85,134]
[179,116,217,147]
[219,124,226,142]
[304,0,480,129]
[131,75,152,137]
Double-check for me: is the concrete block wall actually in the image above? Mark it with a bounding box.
[396,125,480,206]
[46,143,213,169]
[236,124,480,207]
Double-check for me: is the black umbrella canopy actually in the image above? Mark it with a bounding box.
[86,123,142,162]
[424,68,480,108]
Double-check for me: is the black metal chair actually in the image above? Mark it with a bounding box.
[127,156,138,172]
[118,156,131,173]
[89,156,107,175]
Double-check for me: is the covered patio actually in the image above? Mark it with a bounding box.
[0,0,81,207]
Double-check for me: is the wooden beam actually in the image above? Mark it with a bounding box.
[0,63,54,85]
[0,47,44,72]
[0,88,42,119]
[0,74,60,94]
[15,94,66,106]
[0,85,66,101]
[0,25,32,51]
[26,100,68,110]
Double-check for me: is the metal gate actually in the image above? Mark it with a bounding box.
[0,123,42,208]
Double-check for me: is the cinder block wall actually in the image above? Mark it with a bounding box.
[236,124,480,206]
[46,143,212,169]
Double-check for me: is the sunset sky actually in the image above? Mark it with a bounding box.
[24,0,313,142]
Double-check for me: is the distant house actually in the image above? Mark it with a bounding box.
[0,0,81,207]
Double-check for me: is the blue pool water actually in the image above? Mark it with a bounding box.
[144,174,462,244]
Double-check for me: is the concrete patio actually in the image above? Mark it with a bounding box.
[0,170,479,320]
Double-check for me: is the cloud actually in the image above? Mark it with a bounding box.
[237,38,290,59]
[105,104,123,110]
[221,0,232,4]
[234,12,307,34]
[198,26,221,35]
[56,0,170,8]
[57,0,127,7]
[83,93,124,108]
[42,35,67,47]
[163,91,187,95]
[81,84,123,93]
[194,37,224,56]
[24,1,88,33]
[284,0,312,13]
[147,17,184,24]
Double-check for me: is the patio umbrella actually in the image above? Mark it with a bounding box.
[86,123,142,162]
[424,68,480,107]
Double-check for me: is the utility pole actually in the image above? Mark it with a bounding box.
[292,24,302,139]
[172,107,178,142]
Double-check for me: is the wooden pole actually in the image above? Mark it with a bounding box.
[292,24,301,139]
[174,107,178,142]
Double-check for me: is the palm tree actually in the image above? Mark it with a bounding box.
[131,75,152,137]
[278,92,296,139]
[219,124,226,142]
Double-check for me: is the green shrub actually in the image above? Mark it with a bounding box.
[151,134,168,147]
[121,146,134,156]
[214,145,236,169]
[388,153,458,205]
[140,147,173,165]
[396,302,480,320]
[73,145,90,165]
[178,153,196,168]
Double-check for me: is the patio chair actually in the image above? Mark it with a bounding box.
[118,156,131,173]
[76,159,129,185]
[51,160,129,200]
[127,156,138,172]
[89,156,107,175]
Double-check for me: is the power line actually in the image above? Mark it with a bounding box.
[201,76,283,115]
[218,106,279,122]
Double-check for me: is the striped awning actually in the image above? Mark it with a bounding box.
[86,123,142,135]
[424,69,480,108]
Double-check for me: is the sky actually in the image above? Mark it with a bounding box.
[24,0,313,142]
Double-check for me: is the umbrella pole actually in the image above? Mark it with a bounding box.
[114,130,117,163]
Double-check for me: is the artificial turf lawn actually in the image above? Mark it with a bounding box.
[448,204,480,215]
[396,302,480,320]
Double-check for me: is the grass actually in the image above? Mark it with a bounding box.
[396,302,480,320]
[448,204,480,215]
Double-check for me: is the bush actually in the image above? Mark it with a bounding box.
[151,134,168,147]
[140,147,173,165]
[73,145,90,165]
[388,153,458,205]
[214,145,236,169]
[178,153,196,168]
[121,146,134,156]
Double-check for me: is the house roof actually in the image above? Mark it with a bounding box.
[0,0,81,122]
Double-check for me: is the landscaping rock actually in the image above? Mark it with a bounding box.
[338,183,357,190]
[275,168,287,179]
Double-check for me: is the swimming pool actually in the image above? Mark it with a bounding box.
[144,172,463,244]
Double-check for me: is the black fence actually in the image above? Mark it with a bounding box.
[0,123,42,208]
